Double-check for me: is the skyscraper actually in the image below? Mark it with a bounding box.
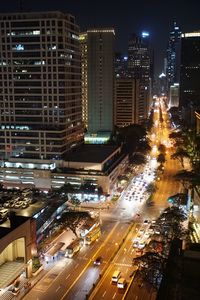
[127,32,153,124]
[114,79,139,126]
[166,21,181,91]
[180,31,200,108]
[79,32,88,129]
[180,31,200,125]
[81,29,115,138]
[0,11,83,160]
[115,53,128,79]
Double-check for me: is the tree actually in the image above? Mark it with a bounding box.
[130,153,146,165]
[174,170,200,189]
[157,207,187,239]
[60,183,75,194]
[158,144,166,154]
[70,197,81,207]
[171,148,189,168]
[32,256,41,273]
[113,124,147,155]
[59,211,92,237]
[169,131,183,140]
[137,139,151,154]
[133,252,166,289]
[146,183,157,194]
[157,153,166,165]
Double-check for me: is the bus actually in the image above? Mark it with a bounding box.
[65,239,82,258]
[85,225,101,245]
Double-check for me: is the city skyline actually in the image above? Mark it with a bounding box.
[0,0,200,75]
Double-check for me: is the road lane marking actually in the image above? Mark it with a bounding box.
[102,291,107,297]
[56,286,61,292]
[61,221,119,300]
[66,274,70,280]
[75,263,79,269]
[112,292,117,299]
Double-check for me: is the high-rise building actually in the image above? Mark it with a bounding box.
[180,31,200,109]
[0,11,83,160]
[114,79,139,126]
[127,32,153,124]
[79,33,88,129]
[80,29,115,138]
[166,21,181,91]
[169,83,179,108]
[115,53,128,79]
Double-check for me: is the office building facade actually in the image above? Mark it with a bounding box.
[0,11,83,160]
[180,31,200,110]
[166,22,181,92]
[114,79,139,126]
[127,32,153,124]
[79,32,88,129]
[81,29,115,136]
[115,53,128,79]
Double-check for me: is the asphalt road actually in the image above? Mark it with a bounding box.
[23,97,182,300]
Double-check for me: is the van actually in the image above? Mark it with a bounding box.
[112,270,121,283]
[117,278,127,289]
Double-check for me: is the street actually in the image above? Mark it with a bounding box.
[23,97,183,300]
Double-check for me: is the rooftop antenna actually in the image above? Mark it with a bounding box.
[19,0,25,12]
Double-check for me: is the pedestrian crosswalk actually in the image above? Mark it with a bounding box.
[0,291,14,300]
[114,262,132,267]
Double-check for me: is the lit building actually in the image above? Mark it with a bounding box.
[0,145,128,195]
[180,31,200,110]
[169,83,179,108]
[115,53,128,79]
[166,21,181,91]
[195,111,200,134]
[0,215,36,289]
[80,28,115,140]
[114,79,139,126]
[79,33,88,129]
[0,11,84,161]
[127,32,153,124]
[158,72,167,96]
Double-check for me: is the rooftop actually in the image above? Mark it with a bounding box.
[64,145,120,163]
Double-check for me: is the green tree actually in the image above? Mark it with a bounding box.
[146,183,157,194]
[174,170,200,189]
[133,252,165,289]
[59,211,92,237]
[70,197,81,207]
[157,153,166,165]
[171,148,189,168]
[32,256,41,273]
[158,144,166,154]
[60,183,75,194]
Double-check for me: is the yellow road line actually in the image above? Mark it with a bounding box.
[61,221,119,300]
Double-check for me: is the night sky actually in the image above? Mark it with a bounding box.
[1,0,200,76]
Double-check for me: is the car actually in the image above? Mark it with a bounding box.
[94,256,102,265]
[112,270,121,283]
[138,242,146,249]
[117,278,127,289]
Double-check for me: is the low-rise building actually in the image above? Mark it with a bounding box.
[0,145,129,196]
